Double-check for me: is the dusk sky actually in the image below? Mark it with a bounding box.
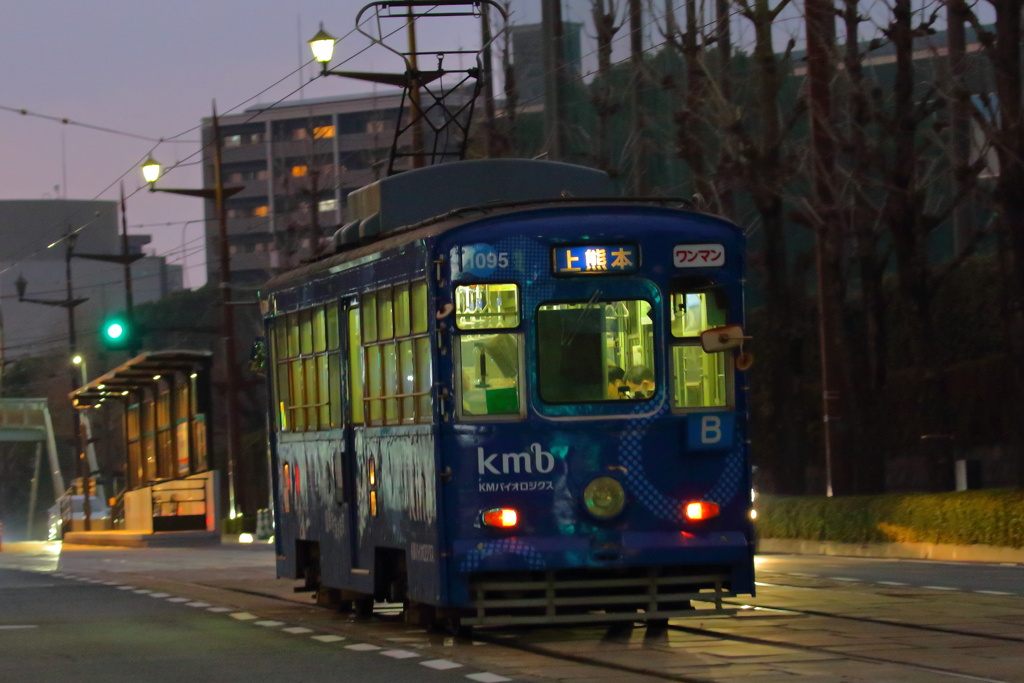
[0,0,915,290]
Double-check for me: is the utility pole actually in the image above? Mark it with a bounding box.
[407,7,426,168]
[541,0,565,160]
[119,183,138,356]
[628,0,647,194]
[481,0,498,157]
[212,104,242,519]
[806,0,842,496]
[947,0,971,254]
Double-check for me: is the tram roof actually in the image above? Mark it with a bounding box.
[264,159,718,294]
[69,350,213,407]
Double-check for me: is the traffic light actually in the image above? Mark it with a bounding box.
[100,315,133,349]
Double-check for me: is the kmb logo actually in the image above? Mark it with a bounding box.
[478,443,558,475]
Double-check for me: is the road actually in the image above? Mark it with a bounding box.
[1,543,1023,683]
[756,553,1024,595]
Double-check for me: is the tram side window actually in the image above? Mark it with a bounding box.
[456,284,523,418]
[360,281,432,426]
[669,283,730,411]
[537,300,656,403]
[271,302,344,432]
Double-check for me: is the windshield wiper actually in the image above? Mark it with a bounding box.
[562,289,602,347]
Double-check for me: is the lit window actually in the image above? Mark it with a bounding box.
[257,169,270,180]
[228,172,243,183]
[313,125,335,139]
[292,128,308,140]
[456,284,519,330]
[318,199,337,213]
[225,135,242,147]
[292,165,308,177]
[366,120,385,134]
[253,206,269,217]
[669,283,731,411]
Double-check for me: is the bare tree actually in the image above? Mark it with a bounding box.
[589,0,626,176]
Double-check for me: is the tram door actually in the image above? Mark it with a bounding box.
[338,301,364,570]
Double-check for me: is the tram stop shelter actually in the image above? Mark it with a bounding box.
[66,351,221,547]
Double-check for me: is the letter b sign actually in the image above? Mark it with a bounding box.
[687,413,735,451]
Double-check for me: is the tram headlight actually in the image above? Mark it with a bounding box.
[583,477,626,519]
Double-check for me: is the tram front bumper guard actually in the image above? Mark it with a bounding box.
[463,570,736,626]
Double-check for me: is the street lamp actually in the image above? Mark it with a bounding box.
[141,156,161,184]
[309,24,337,65]
[71,354,87,386]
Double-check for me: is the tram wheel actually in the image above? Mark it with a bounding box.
[353,596,375,619]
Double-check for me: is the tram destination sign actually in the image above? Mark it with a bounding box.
[552,245,638,275]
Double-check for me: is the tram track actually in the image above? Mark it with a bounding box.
[125,575,1024,683]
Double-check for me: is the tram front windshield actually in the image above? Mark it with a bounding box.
[537,299,655,403]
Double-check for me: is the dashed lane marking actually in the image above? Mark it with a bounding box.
[346,643,382,651]
[167,597,190,603]
[465,674,513,683]
[976,590,1013,595]
[230,612,258,621]
[831,577,859,582]
[421,660,463,670]
[0,625,38,630]
[254,620,285,627]
[282,627,313,634]
[185,602,210,607]
[133,589,153,594]
[148,593,171,598]
[788,573,818,577]
[380,650,420,659]
[207,607,232,612]
[102,582,119,586]
[878,581,907,586]
[116,586,135,590]
[311,635,345,643]
[923,586,957,591]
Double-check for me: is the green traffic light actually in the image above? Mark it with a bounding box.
[106,322,124,339]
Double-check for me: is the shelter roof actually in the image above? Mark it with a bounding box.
[69,350,212,408]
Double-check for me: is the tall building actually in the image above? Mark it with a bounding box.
[201,91,422,284]
[509,22,583,107]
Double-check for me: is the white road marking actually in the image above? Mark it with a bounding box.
[186,602,211,608]
[207,607,232,612]
[148,593,171,598]
[311,635,345,643]
[102,582,119,586]
[87,579,104,584]
[345,643,382,651]
[133,589,153,594]
[465,674,512,683]
[254,620,285,627]
[230,612,258,620]
[788,572,818,577]
[923,586,957,591]
[282,627,313,634]
[380,650,420,659]
[421,660,463,670]
[831,577,859,582]
[0,625,38,630]
[878,581,907,586]
[117,586,135,590]
[975,590,1012,595]
[167,597,190,603]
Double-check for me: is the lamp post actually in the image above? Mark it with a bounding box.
[141,108,245,519]
[72,354,88,386]
[16,242,92,530]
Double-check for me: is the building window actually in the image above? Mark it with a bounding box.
[669,285,731,411]
[360,281,432,426]
[254,206,269,217]
[272,303,344,432]
[291,165,308,177]
[313,125,336,139]
[250,133,262,144]
[366,120,386,134]
[292,128,309,141]
[318,199,337,213]
[456,285,522,419]
[225,135,242,147]
[257,169,270,181]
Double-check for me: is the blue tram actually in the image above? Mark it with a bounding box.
[260,159,755,628]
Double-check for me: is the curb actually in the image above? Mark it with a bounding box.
[757,537,1024,563]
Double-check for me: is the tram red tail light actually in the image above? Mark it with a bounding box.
[685,501,720,521]
[482,508,518,528]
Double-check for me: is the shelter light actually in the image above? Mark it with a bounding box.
[97,384,105,389]
[153,375,161,381]
[190,373,198,379]
[481,508,518,528]
[309,24,337,64]
[684,501,720,521]
[141,156,161,184]
[121,391,129,396]
[71,355,83,365]
[239,533,254,543]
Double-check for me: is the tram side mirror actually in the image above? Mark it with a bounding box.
[249,337,267,377]
[701,325,747,353]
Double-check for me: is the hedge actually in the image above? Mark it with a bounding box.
[756,489,1024,549]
